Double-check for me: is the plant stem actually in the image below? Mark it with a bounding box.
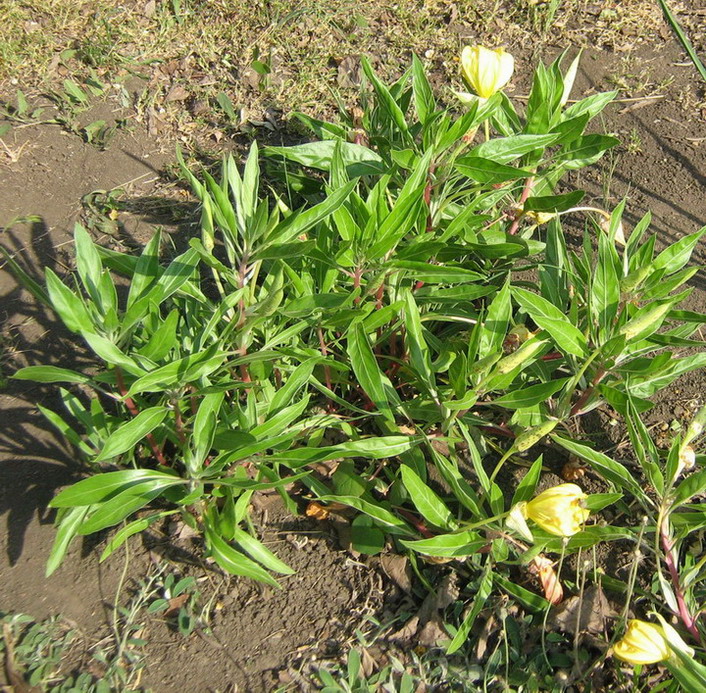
[173,400,187,445]
[508,176,535,236]
[660,514,700,639]
[569,366,607,417]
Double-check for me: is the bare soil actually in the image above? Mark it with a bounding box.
[1,32,705,692]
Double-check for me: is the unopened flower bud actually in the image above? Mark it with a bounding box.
[493,336,549,375]
[514,418,559,453]
[522,483,590,537]
[677,444,696,478]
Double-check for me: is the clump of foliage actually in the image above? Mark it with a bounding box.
[11,50,706,688]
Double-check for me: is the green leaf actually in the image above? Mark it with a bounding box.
[83,333,144,376]
[347,322,394,422]
[411,54,435,124]
[46,506,90,576]
[190,392,225,472]
[673,469,706,506]
[216,91,237,121]
[551,435,651,506]
[558,135,620,169]
[512,287,587,356]
[455,157,531,183]
[12,366,91,384]
[271,436,419,467]
[264,141,384,177]
[100,515,161,562]
[591,230,621,343]
[264,180,356,248]
[471,133,560,164]
[402,291,436,399]
[447,565,492,654]
[653,226,706,275]
[563,91,617,120]
[361,56,410,137]
[494,574,549,612]
[126,231,161,308]
[584,493,622,511]
[400,465,455,530]
[232,527,294,574]
[206,526,280,587]
[45,268,94,334]
[126,346,228,396]
[401,530,485,557]
[524,190,584,213]
[493,379,569,409]
[95,407,169,462]
[479,278,511,359]
[50,470,181,507]
[511,456,543,505]
[351,517,386,555]
[318,495,415,536]
[74,224,103,305]
[78,483,166,534]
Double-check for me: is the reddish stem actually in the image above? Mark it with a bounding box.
[115,367,168,466]
[396,507,435,538]
[508,176,535,236]
[174,401,187,446]
[569,367,607,417]
[661,524,700,639]
[353,267,362,305]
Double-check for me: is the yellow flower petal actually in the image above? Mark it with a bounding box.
[524,483,590,537]
[613,620,671,665]
[460,45,514,99]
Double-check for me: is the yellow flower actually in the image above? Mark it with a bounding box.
[613,620,671,665]
[522,483,589,537]
[460,46,514,99]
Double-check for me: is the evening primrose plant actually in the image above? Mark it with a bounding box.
[8,49,706,687]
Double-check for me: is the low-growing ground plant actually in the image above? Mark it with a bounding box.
[10,48,706,689]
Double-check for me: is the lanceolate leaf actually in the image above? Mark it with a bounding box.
[205,526,281,588]
[95,407,170,462]
[551,435,651,507]
[401,530,485,557]
[347,322,394,422]
[400,465,455,530]
[50,470,184,507]
[493,379,569,409]
[513,287,587,356]
[46,506,90,576]
[13,366,91,384]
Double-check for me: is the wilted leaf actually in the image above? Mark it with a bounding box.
[548,585,616,634]
[530,555,563,605]
[380,554,413,593]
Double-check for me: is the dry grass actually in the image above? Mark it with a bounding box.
[0,0,665,121]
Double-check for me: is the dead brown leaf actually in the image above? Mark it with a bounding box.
[306,501,330,520]
[476,613,497,660]
[359,647,377,679]
[164,593,190,617]
[380,554,413,593]
[143,0,156,18]
[166,85,190,102]
[530,555,564,605]
[391,615,419,642]
[548,585,617,634]
[417,617,447,648]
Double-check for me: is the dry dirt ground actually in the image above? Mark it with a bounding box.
[1,13,706,693]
